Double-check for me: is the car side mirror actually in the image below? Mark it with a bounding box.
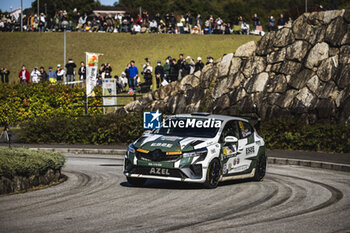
[224,136,238,143]
[143,130,152,136]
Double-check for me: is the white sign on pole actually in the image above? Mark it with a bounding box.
[86,52,103,97]
[102,79,117,113]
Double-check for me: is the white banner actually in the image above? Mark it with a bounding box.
[102,79,117,111]
[86,52,103,96]
[10,8,21,21]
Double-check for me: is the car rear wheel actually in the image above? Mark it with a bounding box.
[203,159,221,189]
[127,177,147,186]
[252,154,266,181]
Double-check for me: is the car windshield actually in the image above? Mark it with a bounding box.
[152,117,222,138]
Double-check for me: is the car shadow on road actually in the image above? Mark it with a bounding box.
[99,163,123,167]
[120,178,253,190]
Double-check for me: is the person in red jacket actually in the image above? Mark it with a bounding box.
[18,65,30,84]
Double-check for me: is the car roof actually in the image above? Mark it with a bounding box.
[168,113,250,124]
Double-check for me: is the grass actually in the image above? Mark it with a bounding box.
[0,147,65,178]
[0,32,260,84]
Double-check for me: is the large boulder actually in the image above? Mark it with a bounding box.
[273,28,295,47]
[218,53,233,77]
[317,56,339,82]
[235,41,257,57]
[305,42,329,68]
[325,17,348,46]
[286,40,310,62]
[245,72,269,93]
[267,48,286,64]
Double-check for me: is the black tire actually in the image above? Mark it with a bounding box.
[203,159,221,189]
[252,154,267,181]
[127,177,147,186]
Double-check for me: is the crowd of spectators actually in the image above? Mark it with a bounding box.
[1,10,293,35]
[6,53,212,94]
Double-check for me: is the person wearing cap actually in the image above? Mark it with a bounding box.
[117,72,128,92]
[18,65,30,84]
[56,64,65,83]
[31,66,41,83]
[155,61,164,88]
[39,66,48,82]
[65,58,76,87]
[48,66,57,84]
[206,56,214,65]
[195,57,204,72]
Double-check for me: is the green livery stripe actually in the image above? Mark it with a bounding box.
[247,134,255,145]
[137,160,174,168]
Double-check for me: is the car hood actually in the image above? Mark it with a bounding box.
[133,134,214,152]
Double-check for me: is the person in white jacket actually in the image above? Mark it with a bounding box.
[31,67,41,83]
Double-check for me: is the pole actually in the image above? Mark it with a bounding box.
[64,28,66,83]
[85,53,88,116]
[20,0,23,32]
[139,6,142,17]
[305,0,307,13]
[37,0,39,17]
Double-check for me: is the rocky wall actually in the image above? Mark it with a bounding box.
[122,9,350,124]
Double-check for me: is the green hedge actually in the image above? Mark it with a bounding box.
[0,147,65,178]
[19,114,350,153]
[19,113,144,144]
[0,83,102,125]
[259,119,350,153]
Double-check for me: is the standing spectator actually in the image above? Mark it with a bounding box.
[169,58,179,82]
[163,58,171,81]
[252,13,260,30]
[99,63,105,79]
[78,61,86,88]
[116,72,128,92]
[185,12,193,33]
[206,56,214,65]
[105,63,112,78]
[268,16,275,32]
[194,57,204,72]
[56,64,65,83]
[142,59,153,73]
[97,75,102,86]
[179,15,185,34]
[18,65,30,84]
[31,67,41,83]
[155,61,164,88]
[65,58,76,87]
[181,59,191,77]
[125,60,138,91]
[1,68,10,83]
[288,17,293,27]
[237,16,244,26]
[39,66,48,82]
[215,17,223,34]
[48,66,57,83]
[277,14,286,29]
[39,13,46,32]
[195,14,202,33]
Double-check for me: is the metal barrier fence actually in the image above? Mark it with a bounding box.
[74,93,143,115]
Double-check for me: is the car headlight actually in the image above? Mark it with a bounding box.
[128,143,135,153]
[183,148,208,158]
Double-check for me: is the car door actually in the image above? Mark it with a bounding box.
[219,120,240,176]
[237,120,256,159]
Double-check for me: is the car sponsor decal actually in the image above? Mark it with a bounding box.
[246,146,255,155]
[222,145,236,159]
[223,163,228,174]
[150,142,173,148]
[150,167,170,175]
[160,136,183,141]
[239,121,244,131]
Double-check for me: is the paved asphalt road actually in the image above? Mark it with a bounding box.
[0,153,349,233]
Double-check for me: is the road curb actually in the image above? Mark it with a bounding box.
[28,148,350,173]
[268,157,350,173]
[29,147,126,155]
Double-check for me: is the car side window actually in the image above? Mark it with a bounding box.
[238,121,253,138]
[220,121,240,142]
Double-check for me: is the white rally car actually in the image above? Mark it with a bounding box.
[124,113,266,188]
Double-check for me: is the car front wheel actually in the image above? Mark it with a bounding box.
[252,154,266,181]
[203,159,221,189]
